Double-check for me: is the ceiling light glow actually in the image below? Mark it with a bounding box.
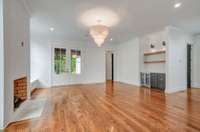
[50,27,55,32]
[80,7,120,27]
[174,2,182,8]
[81,7,119,47]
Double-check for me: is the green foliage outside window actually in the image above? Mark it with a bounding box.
[71,50,81,74]
[71,56,77,74]
[54,48,81,75]
[54,48,67,74]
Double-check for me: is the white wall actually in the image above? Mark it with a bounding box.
[0,0,4,129]
[31,40,115,87]
[115,38,140,86]
[166,26,194,93]
[139,30,167,73]
[193,35,200,88]
[3,0,30,126]
[31,40,51,88]
[138,26,197,93]
[31,38,141,88]
[31,26,198,94]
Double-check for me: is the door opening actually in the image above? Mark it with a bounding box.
[187,44,192,88]
[111,53,114,81]
[106,51,114,81]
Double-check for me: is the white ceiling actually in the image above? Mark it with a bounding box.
[28,0,200,44]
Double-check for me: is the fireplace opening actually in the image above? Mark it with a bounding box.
[14,77,27,110]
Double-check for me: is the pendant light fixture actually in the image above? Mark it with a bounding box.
[89,20,109,47]
[80,8,120,47]
[89,25,109,47]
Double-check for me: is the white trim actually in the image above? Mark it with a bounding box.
[115,80,141,87]
[192,83,200,88]
[0,0,4,129]
[19,0,32,16]
[165,86,187,94]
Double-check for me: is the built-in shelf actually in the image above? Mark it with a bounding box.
[144,50,166,56]
[144,60,166,64]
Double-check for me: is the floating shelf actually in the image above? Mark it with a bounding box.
[144,60,166,64]
[144,50,166,56]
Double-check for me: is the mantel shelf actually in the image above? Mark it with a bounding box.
[144,60,166,64]
[144,50,166,56]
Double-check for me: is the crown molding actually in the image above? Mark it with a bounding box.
[19,0,32,17]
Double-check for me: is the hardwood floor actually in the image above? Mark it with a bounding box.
[5,81,200,132]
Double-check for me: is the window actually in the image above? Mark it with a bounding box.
[71,49,81,74]
[54,48,67,74]
[54,48,81,75]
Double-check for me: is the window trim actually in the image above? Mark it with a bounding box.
[52,47,82,76]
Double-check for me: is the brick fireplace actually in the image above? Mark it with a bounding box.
[14,77,27,109]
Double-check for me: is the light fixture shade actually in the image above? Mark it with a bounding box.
[90,25,109,47]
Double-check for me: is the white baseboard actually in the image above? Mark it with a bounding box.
[51,80,106,87]
[51,80,141,88]
[115,80,141,87]
[192,83,200,88]
[165,87,187,94]
[81,81,105,85]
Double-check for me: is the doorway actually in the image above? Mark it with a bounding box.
[106,51,114,81]
[187,44,192,88]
